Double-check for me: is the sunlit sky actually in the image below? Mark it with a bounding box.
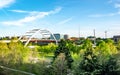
[0,0,120,38]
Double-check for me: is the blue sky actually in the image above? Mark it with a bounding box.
[0,0,120,38]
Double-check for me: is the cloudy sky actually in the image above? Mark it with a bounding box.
[0,0,120,38]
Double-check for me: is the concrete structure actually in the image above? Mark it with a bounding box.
[113,35,120,42]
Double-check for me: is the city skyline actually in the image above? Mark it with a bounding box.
[0,0,120,38]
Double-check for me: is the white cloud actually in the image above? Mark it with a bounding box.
[1,7,62,26]
[115,3,120,8]
[10,7,62,14]
[57,17,72,25]
[0,0,15,9]
[88,11,120,18]
[9,10,29,13]
[49,7,62,14]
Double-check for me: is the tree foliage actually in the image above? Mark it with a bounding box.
[117,40,120,50]
[95,39,118,64]
[52,39,73,69]
[38,43,57,54]
[0,38,119,75]
[75,39,99,75]
[74,39,119,75]
[52,53,68,75]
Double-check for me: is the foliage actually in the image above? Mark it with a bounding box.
[75,39,99,75]
[52,39,74,69]
[95,39,118,64]
[98,56,118,75]
[8,41,31,64]
[74,39,119,75]
[0,38,119,75]
[38,43,57,55]
[66,40,81,54]
[0,40,39,74]
[52,53,68,75]
[117,40,120,50]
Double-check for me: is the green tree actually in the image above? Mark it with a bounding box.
[117,40,120,50]
[96,39,118,64]
[38,43,57,54]
[0,42,9,65]
[66,40,78,54]
[52,39,73,69]
[99,56,118,75]
[52,53,68,75]
[8,41,31,64]
[76,39,99,75]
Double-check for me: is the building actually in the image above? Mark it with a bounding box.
[50,33,64,41]
[87,36,95,41]
[113,35,120,42]
[64,34,69,40]
[70,37,79,41]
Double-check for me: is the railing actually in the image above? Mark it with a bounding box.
[0,65,35,75]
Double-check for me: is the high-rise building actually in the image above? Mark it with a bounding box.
[64,34,69,40]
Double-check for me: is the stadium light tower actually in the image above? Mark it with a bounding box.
[79,25,80,39]
[93,29,96,46]
[105,31,107,39]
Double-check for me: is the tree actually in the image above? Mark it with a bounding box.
[66,40,78,54]
[117,40,120,50]
[8,40,31,65]
[76,39,99,74]
[52,53,68,75]
[99,56,118,75]
[95,39,118,64]
[52,39,73,69]
[0,42,9,65]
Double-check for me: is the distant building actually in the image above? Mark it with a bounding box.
[64,34,69,40]
[79,37,85,40]
[0,36,11,40]
[87,36,95,41]
[113,35,120,42]
[50,33,63,40]
[70,37,79,41]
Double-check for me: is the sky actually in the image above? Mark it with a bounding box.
[0,0,120,38]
